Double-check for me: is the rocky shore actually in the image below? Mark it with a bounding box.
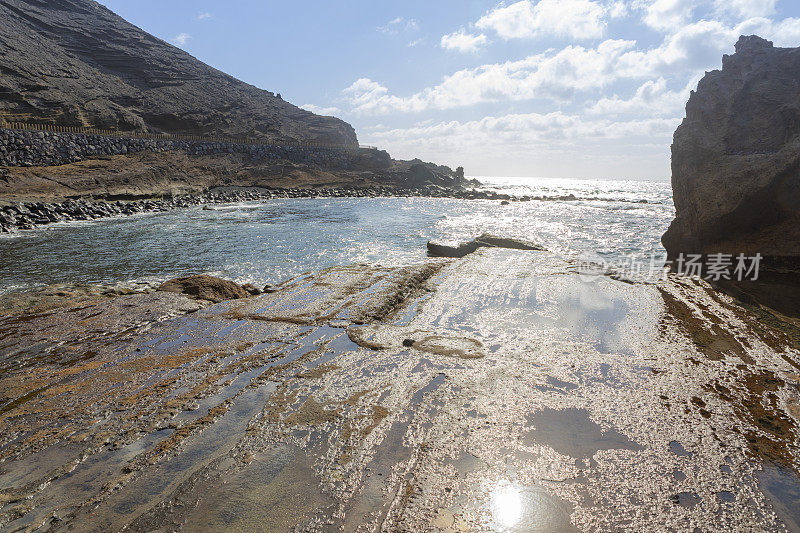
[0,186,619,233]
[0,249,797,531]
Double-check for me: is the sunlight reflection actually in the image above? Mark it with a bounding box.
[492,483,523,528]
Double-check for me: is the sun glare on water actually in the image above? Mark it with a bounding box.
[492,483,523,528]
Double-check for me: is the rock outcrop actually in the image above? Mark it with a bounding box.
[0,0,357,147]
[427,234,544,258]
[388,159,477,189]
[157,275,253,303]
[663,35,800,316]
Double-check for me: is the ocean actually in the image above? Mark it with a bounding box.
[0,177,674,294]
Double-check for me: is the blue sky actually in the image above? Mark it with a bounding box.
[99,0,800,180]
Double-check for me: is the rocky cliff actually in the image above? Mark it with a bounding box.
[663,35,800,316]
[0,0,357,146]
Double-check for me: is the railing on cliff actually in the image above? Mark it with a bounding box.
[0,119,364,152]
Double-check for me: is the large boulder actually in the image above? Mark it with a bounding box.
[157,275,252,303]
[663,35,800,316]
[386,158,470,188]
[351,148,392,171]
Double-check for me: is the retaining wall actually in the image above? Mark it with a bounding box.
[0,128,368,169]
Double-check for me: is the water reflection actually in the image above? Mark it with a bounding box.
[487,481,576,532]
[492,483,523,528]
[758,463,800,532]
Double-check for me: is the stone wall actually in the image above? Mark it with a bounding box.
[0,128,375,170]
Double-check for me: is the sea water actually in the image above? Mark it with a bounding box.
[0,177,674,294]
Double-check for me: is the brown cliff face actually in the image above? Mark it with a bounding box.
[664,35,800,316]
[664,35,800,257]
[0,0,358,146]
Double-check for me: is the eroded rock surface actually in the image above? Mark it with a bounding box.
[157,275,254,303]
[0,250,798,531]
[664,35,800,256]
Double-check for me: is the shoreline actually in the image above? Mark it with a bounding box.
[0,184,656,234]
[0,185,492,233]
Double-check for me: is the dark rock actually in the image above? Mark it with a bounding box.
[663,35,800,258]
[427,240,483,258]
[240,283,262,296]
[473,235,544,251]
[157,275,251,303]
[407,164,437,186]
[427,233,544,258]
[663,35,800,316]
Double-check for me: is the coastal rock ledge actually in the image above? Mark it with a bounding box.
[663,35,800,316]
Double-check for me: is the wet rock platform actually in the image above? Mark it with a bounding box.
[0,250,798,531]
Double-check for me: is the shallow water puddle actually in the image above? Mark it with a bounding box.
[758,463,800,532]
[485,482,576,533]
[523,408,644,460]
[335,372,449,531]
[149,445,331,532]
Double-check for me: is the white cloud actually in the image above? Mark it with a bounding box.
[615,17,800,74]
[713,0,775,20]
[300,104,342,116]
[360,112,679,177]
[440,30,488,53]
[635,0,698,33]
[587,75,700,116]
[614,19,733,74]
[171,33,191,46]
[476,0,609,41]
[378,17,420,35]
[197,12,213,21]
[345,39,637,114]
[767,17,800,47]
[343,78,392,113]
[634,0,776,31]
[607,1,630,18]
[408,38,424,47]
[346,14,800,116]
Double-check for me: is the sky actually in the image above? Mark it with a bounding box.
[98,0,800,180]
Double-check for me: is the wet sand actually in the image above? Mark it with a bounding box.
[0,249,798,531]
